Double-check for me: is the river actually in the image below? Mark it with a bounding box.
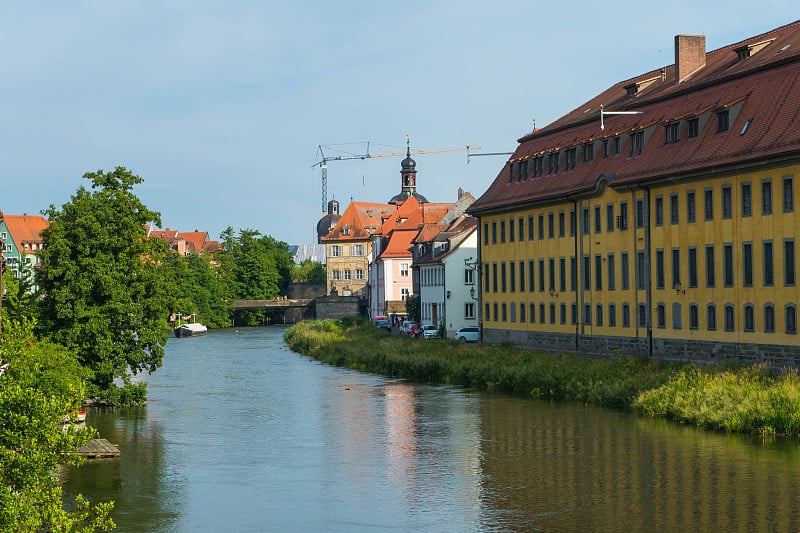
[61,327,800,532]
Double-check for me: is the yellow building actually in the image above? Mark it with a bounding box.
[469,21,800,364]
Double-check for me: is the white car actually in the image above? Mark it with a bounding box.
[421,324,440,339]
[454,326,479,343]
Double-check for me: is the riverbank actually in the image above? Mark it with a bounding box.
[284,319,800,437]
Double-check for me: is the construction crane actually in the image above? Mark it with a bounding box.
[312,142,478,213]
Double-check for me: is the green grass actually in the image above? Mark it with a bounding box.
[284,320,800,437]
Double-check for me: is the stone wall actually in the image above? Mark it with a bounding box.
[315,295,363,320]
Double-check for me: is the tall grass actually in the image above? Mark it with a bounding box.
[285,320,800,436]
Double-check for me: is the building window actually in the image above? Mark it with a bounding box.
[548,213,555,238]
[669,193,679,224]
[493,302,498,321]
[704,188,714,221]
[584,304,591,326]
[765,304,775,333]
[687,117,699,138]
[607,254,616,291]
[355,269,364,280]
[343,270,352,280]
[724,304,735,332]
[583,255,591,291]
[656,249,665,290]
[529,302,536,323]
[583,142,594,162]
[519,261,526,292]
[519,303,526,322]
[565,147,577,170]
[533,156,544,177]
[655,196,664,226]
[528,215,534,240]
[518,217,525,242]
[569,210,576,236]
[635,199,645,228]
[636,252,647,290]
[609,304,617,327]
[614,136,621,155]
[787,305,798,334]
[571,303,578,325]
[570,257,577,292]
[606,204,615,232]
[548,152,560,174]
[622,304,631,328]
[539,303,546,324]
[744,304,755,332]
[509,262,516,292]
[550,303,556,324]
[672,303,682,330]
[629,131,644,156]
[558,212,565,237]
[637,304,647,328]
[484,263,490,293]
[538,259,545,292]
[465,268,475,285]
[560,303,567,324]
[671,248,681,289]
[465,302,475,319]
[705,245,715,288]
[762,180,773,215]
[743,243,753,287]
[548,259,556,292]
[500,220,506,243]
[400,288,410,301]
[664,122,680,144]
[707,304,717,331]
[528,260,535,293]
[502,302,508,321]
[595,255,602,291]
[483,223,489,245]
[784,175,794,213]
[594,205,602,234]
[538,214,545,240]
[330,245,342,257]
[688,247,698,288]
[491,221,497,244]
[689,303,699,330]
[741,182,752,217]
[722,185,732,219]
[785,239,796,286]
[582,207,590,235]
[723,244,734,287]
[501,262,507,292]
[656,303,666,328]
[351,244,364,256]
[621,252,630,290]
[717,110,730,132]
[400,263,409,277]
[618,202,629,230]
[559,258,567,293]
[510,303,516,322]
[596,304,604,326]
[764,241,774,286]
[687,190,696,222]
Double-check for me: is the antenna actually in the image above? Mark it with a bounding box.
[600,104,644,130]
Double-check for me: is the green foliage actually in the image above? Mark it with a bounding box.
[405,295,420,324]
[37,167,175,398]
[0,270,40,324]
[291,259,326,283]
[633,365,800,436]
[161,250,231,328]
[0,319,115,532]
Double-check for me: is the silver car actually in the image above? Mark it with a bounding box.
[454,326,479,342]
[421,324,440,339]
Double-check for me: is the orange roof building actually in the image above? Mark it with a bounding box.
[0,211,49,291]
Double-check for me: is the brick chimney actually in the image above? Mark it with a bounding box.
[675,34,706,83]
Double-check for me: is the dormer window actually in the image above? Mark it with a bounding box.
[687,117,699,138]
[629,131,644,156]
[342,225,350,236]
[625,84,638,96]
[565,147,577,170]
[548,151,560,174]
[664,122,680,144]
[533,155,544,177]
[734,39,775,61]
[717,110,730,133]
[582,142,594,162]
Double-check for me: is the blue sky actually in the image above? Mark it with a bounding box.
[0,2,793,245]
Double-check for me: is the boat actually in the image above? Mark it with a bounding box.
[174,322,208,337]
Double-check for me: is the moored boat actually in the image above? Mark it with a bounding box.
[174,322,208,337]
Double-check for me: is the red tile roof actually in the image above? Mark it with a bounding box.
[320,201,394,242]
[2,214,49,248]
[471,20,800,213]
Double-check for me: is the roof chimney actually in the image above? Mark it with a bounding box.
[675,34,706,84]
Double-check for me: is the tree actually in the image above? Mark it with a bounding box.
[37,167,175,400]
[0,319,115,531]
[162,250,231,328]
[0,269,39,325]
[291,259,326,283]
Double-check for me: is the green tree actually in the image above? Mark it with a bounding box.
[0,319,115,532]
[405,295,420,324]
[37,167,175,401]
[0,269,39,324]
[291,259,326,283]
[162,250,231,328]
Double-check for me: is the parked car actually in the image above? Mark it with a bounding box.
[401,320,414,335]
[374,319,391,331]
[454,326,480,343]
[406,324,422,337]
[421,324,440,339]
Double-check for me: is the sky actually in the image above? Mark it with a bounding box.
[0,2,794,246]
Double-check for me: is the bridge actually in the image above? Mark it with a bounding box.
[233,299,314,310]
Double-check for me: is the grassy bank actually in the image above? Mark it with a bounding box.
[285,319,800,437]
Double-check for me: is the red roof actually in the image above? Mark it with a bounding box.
[2,214,49,248]
[320,201,394,242]
[471,20,800,213]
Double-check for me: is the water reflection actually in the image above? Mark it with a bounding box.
[61,328,800,532]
